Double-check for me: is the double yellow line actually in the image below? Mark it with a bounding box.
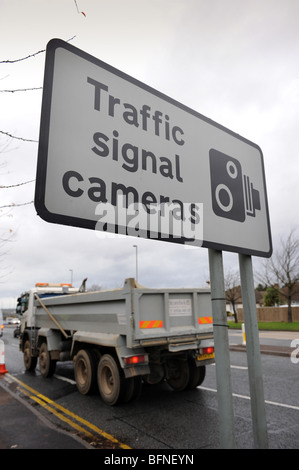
[5,373,130,449]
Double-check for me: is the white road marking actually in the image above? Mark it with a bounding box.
[199,386,299,411]
[211,363,248,370]
[54,374,76,385]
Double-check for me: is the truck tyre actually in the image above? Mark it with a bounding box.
[23,339,37,372]
[74,349,97,395]
[187,361,206,389]
[39,342,56,378]
[122,376,142,403]
[166,358,190,391]
[97,354,125,406]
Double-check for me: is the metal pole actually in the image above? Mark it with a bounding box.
[133,245,138,282]
[238,253,268,449]
[208,248,236,448]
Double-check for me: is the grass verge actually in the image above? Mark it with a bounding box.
[227,321,299,331]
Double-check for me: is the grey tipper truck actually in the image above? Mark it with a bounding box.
[19,278,214,405]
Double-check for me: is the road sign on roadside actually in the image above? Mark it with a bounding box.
[35,39,272,257]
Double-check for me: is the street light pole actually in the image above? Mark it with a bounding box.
[133,245,138,282]
[69,269,73,285]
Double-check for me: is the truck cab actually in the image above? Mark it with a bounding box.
[19,283,79,371]
[19,283,78,329]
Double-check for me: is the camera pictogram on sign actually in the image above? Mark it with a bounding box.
[209,149,261,222]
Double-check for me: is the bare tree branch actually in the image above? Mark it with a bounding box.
[224,269,241,323]
[258,229,299,322]
[0,201,33,210]
[0,87,42,93]
[0,35,76,64]
[0,179,35,189]
[0,130,38,143]
[0,49,45,64]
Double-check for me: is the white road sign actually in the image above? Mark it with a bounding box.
[35,39,272,257]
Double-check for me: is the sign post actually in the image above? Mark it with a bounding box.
[208,249,236,448]
[35,39,272,448]
[239,254,268,448]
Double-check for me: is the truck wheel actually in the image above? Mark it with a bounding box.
[195,365,206,387]
[122,376,142,403]
[187,361,206,389]
[97,354,125,405]
[166,358,190,391]
[143,363,165,385]
[39,342,56,378]
[74,349,97,395]
[23,339,37,371]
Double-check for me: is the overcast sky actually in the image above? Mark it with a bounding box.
[1,0,298,308]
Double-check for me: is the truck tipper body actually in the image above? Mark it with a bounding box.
[19,278,214,405]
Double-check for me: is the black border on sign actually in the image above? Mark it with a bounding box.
[35,38,272,258]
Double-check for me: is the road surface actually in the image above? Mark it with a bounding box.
[1,325,298,449]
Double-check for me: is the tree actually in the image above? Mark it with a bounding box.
[224,269,241,323]
[256,283,268,291]
[263,286,280,307]
[0,38,75,278]
[260,230,299,322]
[87,283,102,292]
[0,225,14,282]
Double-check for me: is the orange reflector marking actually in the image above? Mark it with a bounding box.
[139,320,163,329]
[198,316,213,324]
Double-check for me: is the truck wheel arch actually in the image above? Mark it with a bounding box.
[37,328,62,351]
